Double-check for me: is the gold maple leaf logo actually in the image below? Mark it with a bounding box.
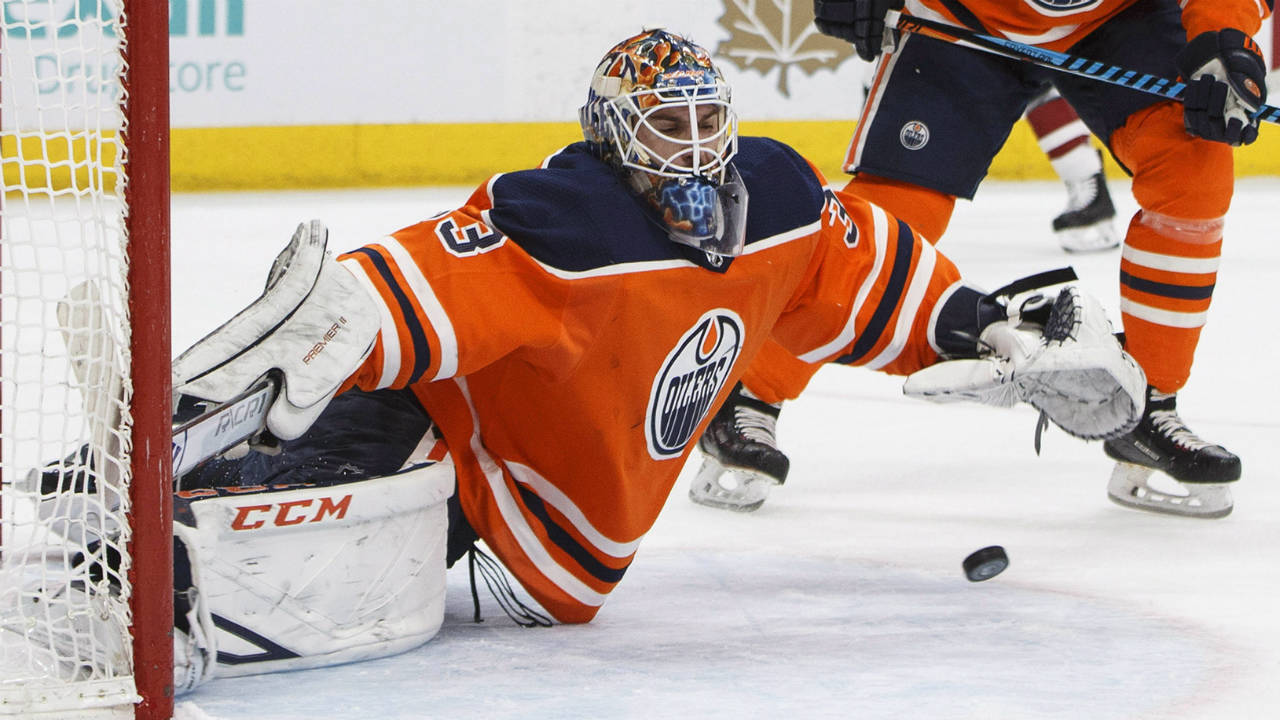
[716,0,856,97]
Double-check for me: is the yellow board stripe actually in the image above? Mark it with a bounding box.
[5,121,1278,192]
[1,132,124,192]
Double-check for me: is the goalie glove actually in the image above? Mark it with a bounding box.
[903,286,1145,441]
[172,220,379,445]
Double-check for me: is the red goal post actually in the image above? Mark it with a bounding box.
[0,2,171,719]
[1272,7,1278,70]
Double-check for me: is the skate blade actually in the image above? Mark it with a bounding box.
[688,456,777,513]
[1106,462,1233,519]
[1057,223,1120,254]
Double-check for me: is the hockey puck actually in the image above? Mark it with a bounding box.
[963,545,1008,582]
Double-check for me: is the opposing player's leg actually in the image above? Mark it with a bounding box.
[1025,84,1119,253]
[1058,4,1240,517]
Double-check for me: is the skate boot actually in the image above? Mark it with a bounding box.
[1052,152,1119,253]
[689,382,789,512]
[1103,386,1239,519]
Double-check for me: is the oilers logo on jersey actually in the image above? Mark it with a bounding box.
[1022,0,1101,16]
[646,309,743,459]
[899,121,930,150]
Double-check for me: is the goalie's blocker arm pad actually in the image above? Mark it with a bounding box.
[172,220,379,443]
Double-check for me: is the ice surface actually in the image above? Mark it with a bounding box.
[175,178,1280,720]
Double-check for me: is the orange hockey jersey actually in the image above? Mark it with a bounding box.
[338,138,974,623]
[908,0,1270,51]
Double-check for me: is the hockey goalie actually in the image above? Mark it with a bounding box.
[14,29,1150,694]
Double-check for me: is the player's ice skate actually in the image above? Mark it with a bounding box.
[1103,387,1238,519]
[690,383,789,512]
[1053,157,1119,254]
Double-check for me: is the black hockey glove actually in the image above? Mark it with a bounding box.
[813,0,905,61]
[1175,29,1267,146]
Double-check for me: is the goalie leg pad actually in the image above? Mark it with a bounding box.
[172,220,380,442]
[172,459,455,691]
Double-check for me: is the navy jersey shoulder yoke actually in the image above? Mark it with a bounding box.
[485,138,826,272]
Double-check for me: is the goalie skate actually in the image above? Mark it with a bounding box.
[689,383,788,513]
[689,456,779,513]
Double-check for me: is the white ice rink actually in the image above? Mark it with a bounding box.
[173,176,1280,720]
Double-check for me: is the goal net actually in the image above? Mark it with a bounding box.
[0,2,170,718]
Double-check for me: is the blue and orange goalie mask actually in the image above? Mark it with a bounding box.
[580,29,748,256]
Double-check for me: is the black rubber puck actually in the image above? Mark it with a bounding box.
[963,545,1008,582]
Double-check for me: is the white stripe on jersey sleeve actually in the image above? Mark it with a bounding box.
[339,256,402,389]
[865,238,938,370]
[925,280,967,356]
[797,203,892,363]
[377,236,460,381]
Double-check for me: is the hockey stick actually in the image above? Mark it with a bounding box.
[171,377,278,478]
[58,282,276,486]
[888,11,1280,125]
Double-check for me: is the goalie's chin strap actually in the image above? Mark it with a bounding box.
[467,546,553,628]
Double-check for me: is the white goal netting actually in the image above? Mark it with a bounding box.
[1,1,140,717]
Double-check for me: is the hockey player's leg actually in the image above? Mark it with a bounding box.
[172,459,455,692]
[1101,102,1237,518]
[842,173,956,244]
[691,381,790,512]
[696,176,958,513]
[1025,86,1119,253]
[0,541,132,682]
[690,343,822,512]
[172,220,380,447]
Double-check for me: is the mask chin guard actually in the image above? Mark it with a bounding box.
[659,164,749,257]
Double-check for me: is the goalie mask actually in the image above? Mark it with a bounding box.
[580,29,748,256]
